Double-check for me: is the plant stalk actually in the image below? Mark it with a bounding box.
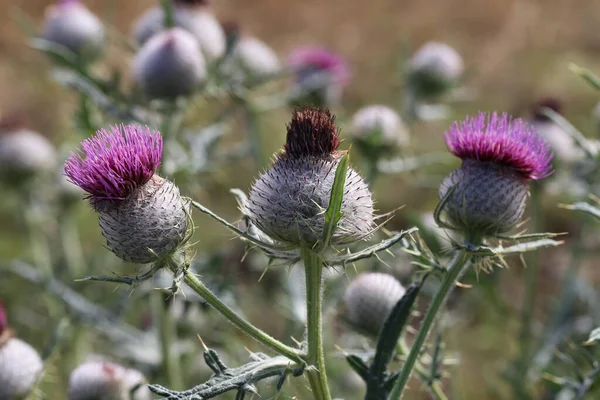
[152,292,183,390]
[179,267,304,364]
[302,248,332,400]
[389,250,469,399]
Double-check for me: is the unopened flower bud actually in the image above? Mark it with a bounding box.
[0,118,56,185]
[407,41,463,99]
[287,47,349,108]
[343,273,405,337]
[64,125,190,264]
[349,105,409,155]
[132,28,207,99]
[439,112,553,241]
[134,0,225,60]
[0,304,44,400]
[42,0,105,61]
[68,361,151,400]
[246,107,374,248]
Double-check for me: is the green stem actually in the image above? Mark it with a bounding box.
[179,267,304,364]
[152,292,183,389]
[396,340,448,400]
[516,182,542,399]
[59,210,85,277]
[302,248,332,400]
[389,250,469,399]
[23,194,51,274]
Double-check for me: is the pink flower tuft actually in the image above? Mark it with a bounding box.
[287,46,350,87]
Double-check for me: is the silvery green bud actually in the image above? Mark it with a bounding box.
[132,28,207,99]
[246,107,374,248]
[42,0,105,61]
[407,41,463,99]
[67,361,151,400]
[343,272,405,337]
[349,105,409,154]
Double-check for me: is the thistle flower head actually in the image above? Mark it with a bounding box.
[246,107,373,248]
[288,46,350,87]
[350,105,409,151]
[343,273,405,337]
[65,125,189,264]
[68,361,151,400]
[0,337,43,400]
[284,107,340,158]
[444,112,553,180]
[408,41,463,98]
[64,125,162,202]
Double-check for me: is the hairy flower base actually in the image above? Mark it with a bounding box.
[246,154,374,248]
[94,175,189,264]
[343,273,405,337]
[0,334,43,400]
[439,159,528,238]
[68,361,150,400]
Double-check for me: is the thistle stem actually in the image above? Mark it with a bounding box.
[302,248,332,400]
[59,209,85,277]
[152,292,183,390]
[179,267,304,364]
[396,340,448,400]
[389,250,469,399]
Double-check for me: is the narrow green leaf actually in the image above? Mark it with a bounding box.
[570,63,600,91]
[345,355,370,381]
[161,0,175,28]
[561,202,600,221]
[318,153,349,251]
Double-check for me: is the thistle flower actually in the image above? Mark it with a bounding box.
[0,304,44,400]
[349,105,409,153]
[407,41,463,99]
[42,0,105,61]
[529,98,583,164]
[287,47,350,108]
[64,125,190,264]
[133,0,225,60]
[439,112,553,241]
[132,27,207,99]
[0,118,56,185]
[343,273,405,337]
[246,107,373,248]
[68,361,151,400]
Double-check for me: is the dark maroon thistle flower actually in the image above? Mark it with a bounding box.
[245,107,373,248]
[439,112,553,241]
[65,125,189,263]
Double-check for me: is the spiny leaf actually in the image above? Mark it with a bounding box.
[318,152,349,251]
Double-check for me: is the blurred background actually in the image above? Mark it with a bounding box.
[1,0,600,399]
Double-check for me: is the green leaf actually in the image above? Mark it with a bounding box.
[161,0,175,28]
[318,153,349,251]
[570,63,600,91]
[345,354,370,381]
[585,327,600,345]
[365,280,426,400]
[560,202,600,221]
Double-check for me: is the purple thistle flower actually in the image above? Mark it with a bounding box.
[444,112,553,180]
[288,46,350,87]
[64,125,162,202]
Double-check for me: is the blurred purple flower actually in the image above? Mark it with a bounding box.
[444,112,553,180]
[287,46,350,87]
[64,125,162,201]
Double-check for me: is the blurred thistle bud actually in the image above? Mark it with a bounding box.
[64,125,190,264]
[439,112,553,242]
[42,0,105,62]
[132,27,207,100]
[407,41,463,99]
[287,46,350,108]
[343,273,405,337]
[68,360,151,400]
[0,117,56,186]
[221,22,280,80]
[349,105,409,157]
[529,97,584,165]
[246,107,374,248]
[0,304,44,400]
[134,0,225,61]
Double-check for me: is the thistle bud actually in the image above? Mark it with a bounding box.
[349,105,409,155]
[68,361,151,400]
[439,112,553,241]
[407,41,463,99]
[343,273,405,337]
[0,118,56,185]
[64,125,190,264]
[529,98,583,164]
[132,28,207,99]
[0,305,44,400]
[287,47,349,108]
[133,0,225,60]
[246,107,374,248]
[42,0,105,61]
